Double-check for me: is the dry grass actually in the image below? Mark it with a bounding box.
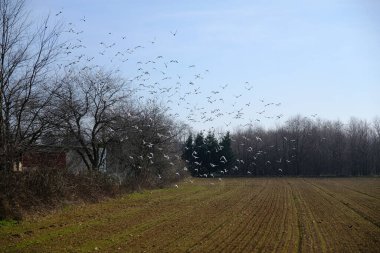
[0,169,120,220]
[0,178,379,252]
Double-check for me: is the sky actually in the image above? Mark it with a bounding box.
[28,0,380,132]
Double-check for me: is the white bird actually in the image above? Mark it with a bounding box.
[192,152,199,159]
[220,156,227,163]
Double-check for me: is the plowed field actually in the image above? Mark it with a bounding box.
[1,178,379,252]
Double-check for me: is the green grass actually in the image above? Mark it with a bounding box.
[0,220,18,227]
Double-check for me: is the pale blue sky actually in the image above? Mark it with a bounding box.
[29,0,380,131]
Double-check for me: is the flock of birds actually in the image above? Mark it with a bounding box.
[57,13,285,131]
[52,10,322,184]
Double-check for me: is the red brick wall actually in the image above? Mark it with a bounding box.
[22,151,66,169]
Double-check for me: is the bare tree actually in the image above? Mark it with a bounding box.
[108,100,188,189]
[49,68,131,172]
[372,118,380,175]
[226,115,380,177]
[0,0,63,170]
[346,118,371,175]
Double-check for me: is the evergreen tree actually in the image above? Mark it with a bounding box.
[182,134,196,176]
[193,132,207,176]
[205,131,219,175]
[219,131,235,175]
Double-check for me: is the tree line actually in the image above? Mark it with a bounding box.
[183,116,380,177]
[1,0,379,183]
[0,0,187,189]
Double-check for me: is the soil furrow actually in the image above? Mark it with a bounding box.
[1,178,379,253]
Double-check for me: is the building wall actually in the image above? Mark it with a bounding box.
[22,151,66,170]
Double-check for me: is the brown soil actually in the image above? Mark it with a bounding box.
[0,178,379,252]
